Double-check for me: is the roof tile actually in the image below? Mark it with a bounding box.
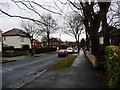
[3,28,28,37]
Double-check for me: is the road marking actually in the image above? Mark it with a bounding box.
[2,68,13,72]
[26,71,36,76]
[8,69,13,71]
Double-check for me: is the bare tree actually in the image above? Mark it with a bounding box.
[68,0,111,58]
[41,36,48,47]
[1,0,116,58]
[64,13,85,53]
[108,1,120,29]
[40,14,58,47]
[0,0,62,27]
[22,20,42,56]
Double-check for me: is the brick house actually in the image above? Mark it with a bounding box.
[32,39,41,48]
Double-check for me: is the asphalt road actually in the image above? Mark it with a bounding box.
[2,53,62,88]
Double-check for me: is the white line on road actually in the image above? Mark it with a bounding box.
[26,71,36,76]
[2,68,13,72]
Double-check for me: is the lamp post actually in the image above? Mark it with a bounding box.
[0,29,2,53]
[0,29,2,90]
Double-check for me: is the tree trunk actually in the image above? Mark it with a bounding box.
[47,31,50,47]
[83,19,90,51]
[101,2,111,47]
[84,6,100,57]
[30,38,35,56]
[79,2,111,58]
[99,2,111,55]
[76,40,80,54]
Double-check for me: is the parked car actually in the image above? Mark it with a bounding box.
[66,47,74,54]
[56,49,68,57]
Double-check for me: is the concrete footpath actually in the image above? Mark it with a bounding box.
[21,51,101,88]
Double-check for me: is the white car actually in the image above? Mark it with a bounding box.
[66,47,73,54]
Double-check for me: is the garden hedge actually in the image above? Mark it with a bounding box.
[35,47,56,54]
[105,45,120,88]
[2,47,57,57]
[2,48,29,57]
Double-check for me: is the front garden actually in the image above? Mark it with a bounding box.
[84,45,120,88]
[2,46,56,57]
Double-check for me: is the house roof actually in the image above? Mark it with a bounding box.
[49,38,63,42]
[3,28,29,37]
[33,39,41,43]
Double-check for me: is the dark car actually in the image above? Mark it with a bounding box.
[56,49,68,57]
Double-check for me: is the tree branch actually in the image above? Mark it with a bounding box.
[0,8,47,25]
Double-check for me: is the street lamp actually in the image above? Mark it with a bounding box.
[0,29,2,53]
[0,29,2,90]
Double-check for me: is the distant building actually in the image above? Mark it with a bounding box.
[49,38,61,48]
[98,27,120,46]
[109,27,120,46]
[33,39,41,48]
[2,28,31,48]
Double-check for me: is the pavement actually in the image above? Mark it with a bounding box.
[20,51,102,88]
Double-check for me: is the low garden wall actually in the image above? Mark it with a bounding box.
[84,50,97,68]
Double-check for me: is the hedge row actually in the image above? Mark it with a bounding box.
[35,47,56,54]
[105,45,120,88]
[2,47,57,57]
[2,50,29,57]
[3,45,30,50]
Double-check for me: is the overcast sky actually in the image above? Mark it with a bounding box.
[0,0,86,41]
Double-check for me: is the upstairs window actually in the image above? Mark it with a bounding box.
[21,37,24,42]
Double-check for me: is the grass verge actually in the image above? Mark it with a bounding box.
[73,52,79,54]
[50,55,77,70]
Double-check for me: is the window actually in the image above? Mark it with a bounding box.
[3,37,6,41]
[21,37,24,42]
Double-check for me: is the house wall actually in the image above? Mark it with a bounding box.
[3,36,31,48]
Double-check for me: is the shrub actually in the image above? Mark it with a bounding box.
[3,46,14,50]
[2,48,29,57]
[35,47,56,54]
[105,45,120,88]
[22,44,30,50]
